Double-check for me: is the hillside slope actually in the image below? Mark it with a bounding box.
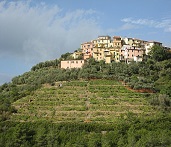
[11,79,155,123]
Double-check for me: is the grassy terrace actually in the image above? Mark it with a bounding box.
[11,79,155,123]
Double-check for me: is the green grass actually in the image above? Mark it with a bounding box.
[11,79,156,123]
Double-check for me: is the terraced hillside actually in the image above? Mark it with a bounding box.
[11,79,155,123]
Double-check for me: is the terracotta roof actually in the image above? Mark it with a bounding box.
[113,36,121,38]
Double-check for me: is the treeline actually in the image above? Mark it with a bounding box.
[31,59,60,71]
[1,113,171,146]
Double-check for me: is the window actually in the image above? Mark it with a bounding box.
[76,61,78,64]
[128,54,129,56]
[81,61,82,63]
[132,50,133,52]
[132,55,133,57]
[67,61,69,63]
[71,61,74,63]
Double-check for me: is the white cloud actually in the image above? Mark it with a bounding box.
[119,23,138,31]
[0,1,101,63]
[106,23,137,34]
[121,17,171,32]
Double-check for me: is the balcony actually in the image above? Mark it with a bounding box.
[93,50,99,54]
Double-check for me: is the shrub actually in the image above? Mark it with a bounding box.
[150,94,171,110]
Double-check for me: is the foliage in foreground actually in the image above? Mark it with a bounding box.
[1,113,171,147]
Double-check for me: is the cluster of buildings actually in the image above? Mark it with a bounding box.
[61,35,169,69]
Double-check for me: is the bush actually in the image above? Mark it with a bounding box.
[150,94,171,110]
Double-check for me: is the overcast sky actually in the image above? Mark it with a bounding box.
[0,0,171,85]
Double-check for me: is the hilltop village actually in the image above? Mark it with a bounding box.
[61,35,170,69]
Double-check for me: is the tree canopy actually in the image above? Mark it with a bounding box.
[149,45,171,61]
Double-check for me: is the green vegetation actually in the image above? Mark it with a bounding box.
[1,114,171,147]
[10,79,154,123]
[0,45,171,146]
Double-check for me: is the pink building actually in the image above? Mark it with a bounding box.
[120,45,145,63]
[61,60,85,69]
[81,42,94,60]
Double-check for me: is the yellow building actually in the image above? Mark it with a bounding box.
[92,36,112,62]
[92,36,122,63]
[72,50,83,59]
[112,36,122,62]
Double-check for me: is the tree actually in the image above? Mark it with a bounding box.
[149,45,167,61]
[60,52,73,60]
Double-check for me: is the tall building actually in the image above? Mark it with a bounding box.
[113,36,122,62]
[92,36,113,62]
[81,42,94,60]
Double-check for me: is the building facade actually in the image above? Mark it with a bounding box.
[113,36,122,62]
[72,51,82,59]
[81,42,94,60]
[61,60,85,69]
[120,45,145,63]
